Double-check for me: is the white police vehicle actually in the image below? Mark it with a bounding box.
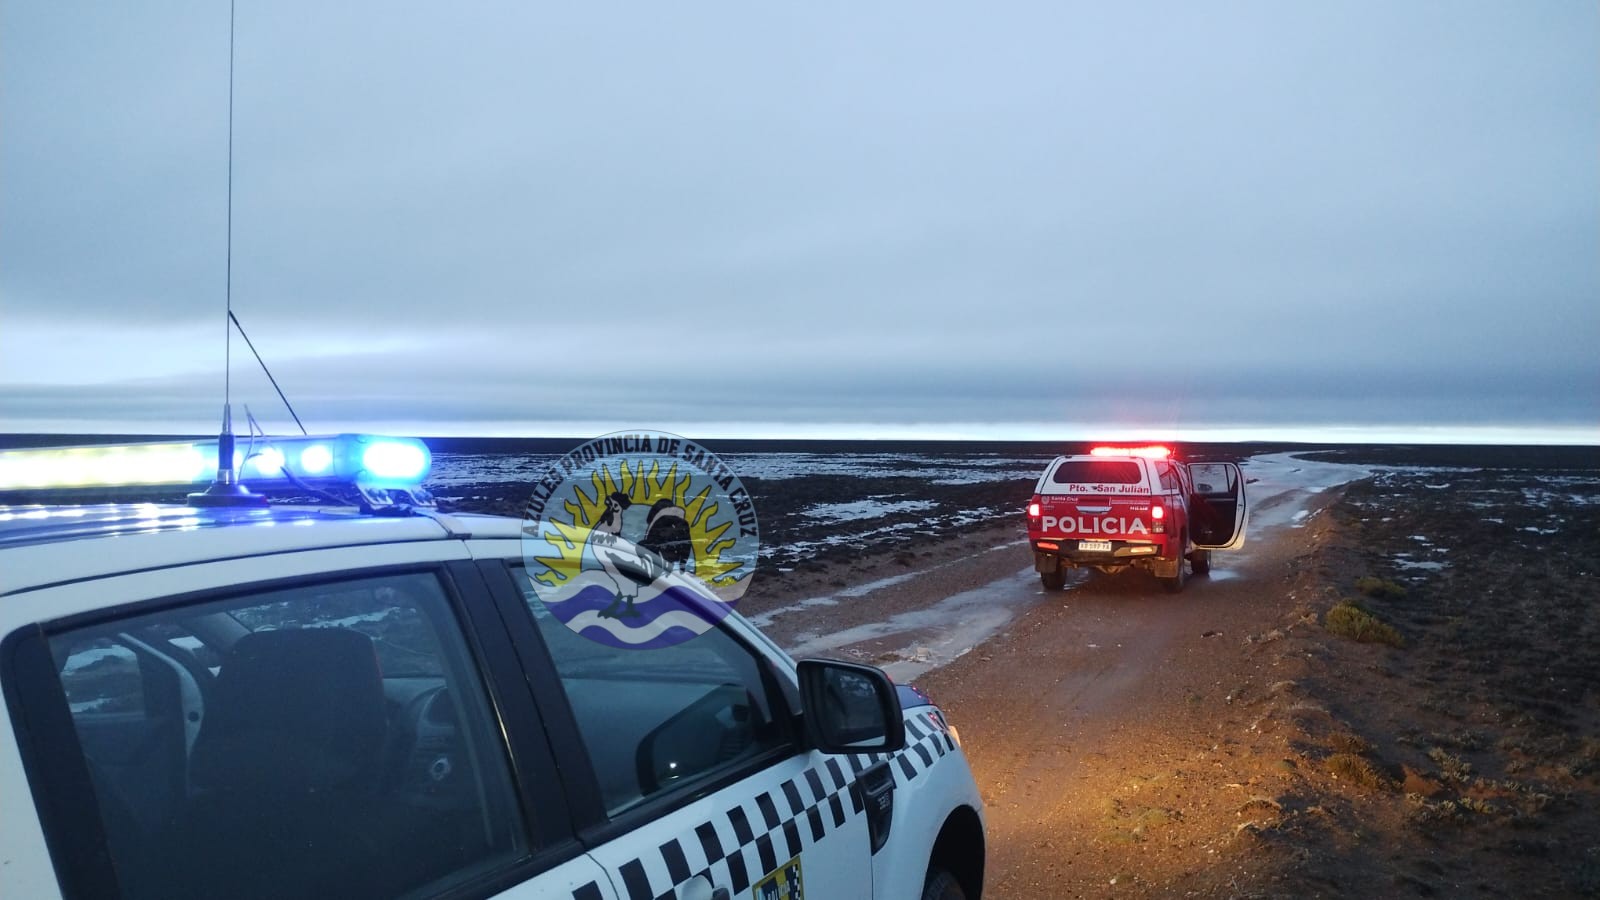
[0,435,985,900]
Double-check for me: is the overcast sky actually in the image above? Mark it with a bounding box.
[3,2,1596,442]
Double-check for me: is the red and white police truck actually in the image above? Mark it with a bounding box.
[1025,446,1248,593]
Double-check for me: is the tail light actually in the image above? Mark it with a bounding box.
[1150,503,1166,533]
[1027,502,1041,518]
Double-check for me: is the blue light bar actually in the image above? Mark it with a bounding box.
[0,434,432,493]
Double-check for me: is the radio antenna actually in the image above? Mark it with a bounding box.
[230,310,307,435]
[190,0,265,507]
[223,0,235,428]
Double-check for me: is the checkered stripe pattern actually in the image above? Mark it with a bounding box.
[571,712,958,900]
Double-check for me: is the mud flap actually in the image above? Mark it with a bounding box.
[1151,556,1181,579]
[1034,551,1061,574]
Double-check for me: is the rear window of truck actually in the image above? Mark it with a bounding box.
[1050,460,1143,485]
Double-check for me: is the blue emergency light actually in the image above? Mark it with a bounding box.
[0,434,432,496]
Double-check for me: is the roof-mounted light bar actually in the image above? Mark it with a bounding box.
[1089,445,1172,459]
[0,434,431,496]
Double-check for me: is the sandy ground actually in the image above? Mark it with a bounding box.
[736,454,1600,898]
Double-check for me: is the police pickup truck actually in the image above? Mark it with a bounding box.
[0,435,985,900]
[1025,446,1248,593]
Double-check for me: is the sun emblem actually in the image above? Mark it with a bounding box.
[521,431,759,649]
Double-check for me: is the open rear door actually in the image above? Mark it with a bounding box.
[1187,462,1248,550]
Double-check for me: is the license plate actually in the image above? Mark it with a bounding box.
[1077,540,1112,553]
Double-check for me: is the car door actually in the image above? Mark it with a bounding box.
[1185,461,1249,549]
[479,553,878,900]
[1,548,618,900]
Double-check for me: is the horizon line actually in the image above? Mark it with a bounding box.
[2,422,1597,448]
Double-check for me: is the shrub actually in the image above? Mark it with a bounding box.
[1327,753,1392,791]
[1325,601,1404,646]
[1428,747,1473,783]
[1355,576,1408,600]
[1331,732,1374,755]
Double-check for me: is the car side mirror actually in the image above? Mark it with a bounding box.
[796,659,905,754]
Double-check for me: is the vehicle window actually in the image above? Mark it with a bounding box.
[513,566,792,816]
[1189,463,1237,494]
[45,571,526,900]
[1050,460,1144,485]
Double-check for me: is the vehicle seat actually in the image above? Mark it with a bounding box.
[189,628,386,794]
[174,628,396,899]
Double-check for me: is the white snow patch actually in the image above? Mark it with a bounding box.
[801,498,935,523]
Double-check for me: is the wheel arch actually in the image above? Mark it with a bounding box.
[929,804,985,899]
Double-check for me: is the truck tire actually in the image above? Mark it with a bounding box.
[1189,549,1211,575]
[1040,568,1066,591]
[922,867,967,900]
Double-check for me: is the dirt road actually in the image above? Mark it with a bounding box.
[913,496,1332,898]
[740,455,1366,897]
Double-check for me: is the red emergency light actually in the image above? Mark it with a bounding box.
[1089,445,1171,459]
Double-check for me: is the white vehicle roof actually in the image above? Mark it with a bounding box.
[0,504,523,596]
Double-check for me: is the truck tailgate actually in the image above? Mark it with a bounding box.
[1036,494,1156,542]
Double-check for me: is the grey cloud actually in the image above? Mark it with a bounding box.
[3,1,1596,438]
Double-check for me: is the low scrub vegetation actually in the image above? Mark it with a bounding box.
[1327,752,1393,792]
[1324,600,1404,646]
[1355,575,1408,600]
[1428,747,1474,783]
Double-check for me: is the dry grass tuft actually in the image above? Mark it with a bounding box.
[1327,752,1393,792]
[1331,732,1374,755]
[1428,747,1474,783]
[1237,795,1283,814]
[1324,600,1404,646]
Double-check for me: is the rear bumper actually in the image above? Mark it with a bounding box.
[1031,539,1171,572]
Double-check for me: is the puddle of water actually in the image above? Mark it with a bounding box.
[751,540,1031,628]
[746,570,923,628]
[788,567,1041,682]
[744,595,841,628]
